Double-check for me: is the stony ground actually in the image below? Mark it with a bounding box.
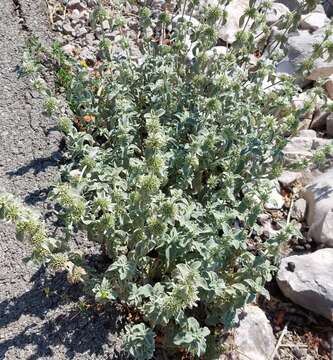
[0,1,125,359]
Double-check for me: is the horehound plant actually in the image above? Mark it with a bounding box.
[1,0,331,358]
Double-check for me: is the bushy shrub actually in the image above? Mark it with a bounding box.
[1,0,324,358]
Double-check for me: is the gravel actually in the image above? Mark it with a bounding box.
[0,1,125,359]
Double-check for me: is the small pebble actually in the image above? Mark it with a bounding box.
[292,347,308,359]
[76,27,88,38]
[62,22,75,36]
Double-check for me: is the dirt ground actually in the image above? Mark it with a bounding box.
[0,1,126,359]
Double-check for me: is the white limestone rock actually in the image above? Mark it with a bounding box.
[218,0,250,44]
[291,198,307,221]
[300,12,329,32]
[223,305,276,360]
[303,168,333,246]
[278,171,302,188]
[277,249,333,321]
[266,3,290,25]
[287,29,333,81]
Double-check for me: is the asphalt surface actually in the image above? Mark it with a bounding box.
[0,1,124,359]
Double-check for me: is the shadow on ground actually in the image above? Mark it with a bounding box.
[0,268,127,360]
[6,150,63,177]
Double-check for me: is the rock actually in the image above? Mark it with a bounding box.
[67,0,87,11]
[312,137,332,149]
[70,8,80,20]
[53,20,64,32]
[323,0,333,18]
[277,249,333,321]
[276,0,301,11]
[265,188,285,210]
[62,43,76,56]
[171,14,201,30]
[204,46,228,65]
[292,347,309,359]
[76,27,88,38]
[283,136,314,162]
[325,74,333,99]
[80,10,90,21]
[327,113,333,137]
[224,305,276,360]
[287,29,333,80]
[278,171,302,188]
[283,134,331,163]
[276,58,297,76]
[62,22,75,36]
[262,219,278,238]
[275,57,312,88]
[86,0,97,6]
[102,19,110,30]
[85,32,96,45]
[257,213,278,238]
[218,0,249,44]
[314,4,326,14]
[303,168,333,246]
[292,92,308,111]
[298,117,312,131]
[266,3,290,25]
[70,9,82,25]
[300,12,329,32]
[299,129,317,138]
[291,198,307,221]
[79,47,95,65]
[310,111,329,131]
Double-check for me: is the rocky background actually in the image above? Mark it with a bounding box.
[1,0,333,359]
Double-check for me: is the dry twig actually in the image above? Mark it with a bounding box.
[270,322,289,360]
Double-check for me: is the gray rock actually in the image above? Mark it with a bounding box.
[76,27,88,38]
[287,29,333,80]
[278,170,302,188]
[218,0,249,44]
[314,4,326,14]
[326,113,333,137]
[276,58,297,76]
[171,14,201,30]
[299,129,317,138]
[62,22,75,36]
[283,136,314,162]
[262,219,278,238]
[276,0,301,11]
[303,168,333,246]
[87,0,98,6]
[70,8,80,20]
[266,3,290,25]
[67,0,87,11]
[325,74,333,99]
[312,137,332,149]
[277,249,333,321]
[62,43,76,56]
[204,46,228,65]
[80,10,90,21]
[291,198,307,221]
[310,111,329,131]
[102,20,110,30]
[85,32,96,45]
[79,47,95,65]
[323,0,333,18]
[227,305,276,360]
[53,20,64,32]
[265,188,285,210]
[283,135,332,163]
[300,12,329,32]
